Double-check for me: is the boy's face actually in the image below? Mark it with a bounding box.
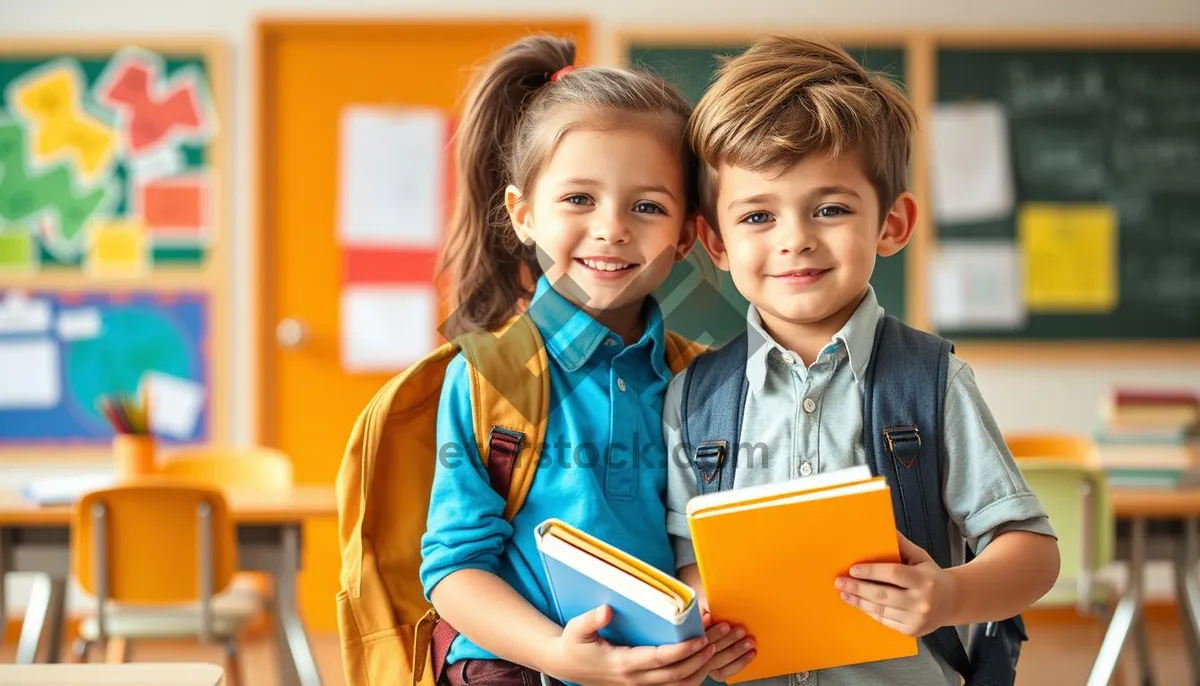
[699,150,915,333]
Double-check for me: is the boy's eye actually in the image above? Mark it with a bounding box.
[740,211,773,225]
[815,205,850,218]
[564,194,594,206]
[633,201,666,215]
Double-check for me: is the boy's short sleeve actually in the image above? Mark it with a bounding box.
[942,356,1056,553]
[663,370,700,570]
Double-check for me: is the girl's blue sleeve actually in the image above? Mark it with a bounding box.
[419,353,514,602]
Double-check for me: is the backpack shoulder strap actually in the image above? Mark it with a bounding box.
[680,331,749,495]
[861,315,970,677]
[456,314,550,521]
[664,331,707,376]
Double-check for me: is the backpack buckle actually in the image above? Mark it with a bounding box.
[883,426,921,469]
[694,441,727,483]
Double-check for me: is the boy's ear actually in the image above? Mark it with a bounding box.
[878,192,917,258]
[696,215,731,271]
[675,215,699,262]
[505,185,534,245]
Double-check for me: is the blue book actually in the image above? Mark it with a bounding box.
[535,518,704,647]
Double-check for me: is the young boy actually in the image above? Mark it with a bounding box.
[664,37,1061,684]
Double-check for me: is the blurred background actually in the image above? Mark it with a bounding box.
[0,1,1199,684]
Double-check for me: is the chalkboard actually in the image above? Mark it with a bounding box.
[0,290,210,444]
[628,43,910,347]
[936,48,1200,341]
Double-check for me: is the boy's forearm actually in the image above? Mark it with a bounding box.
[429,569,564,674]
[945,531,1060,626]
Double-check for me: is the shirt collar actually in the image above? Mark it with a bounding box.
[743,285,884,394]
[526,275,670,380]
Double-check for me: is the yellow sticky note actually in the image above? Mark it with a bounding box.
[88,220,147,275]
[1020,203,1118,312]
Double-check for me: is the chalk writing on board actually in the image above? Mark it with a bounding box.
[1015,128,1107,194]
[1006,61,1109,114]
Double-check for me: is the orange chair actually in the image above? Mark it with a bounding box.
[157,446,293,490]
[1006,433,1096,465]
[71,482,254,684]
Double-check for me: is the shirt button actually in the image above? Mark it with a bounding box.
[780,352,795,365]
[617,377,627,392]
[800,462,813,477]
[803,397,817,413]
[797,673,810,683]
[604,337,617,347]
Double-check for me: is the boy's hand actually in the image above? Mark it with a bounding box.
[698,608,757,682]
[835,533,960,637]
[546,605,741,685]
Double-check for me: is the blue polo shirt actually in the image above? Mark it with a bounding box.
[419,275,677,665]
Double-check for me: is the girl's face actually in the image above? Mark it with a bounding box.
[506,112,696,331]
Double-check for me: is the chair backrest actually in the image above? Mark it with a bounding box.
[72,481,238,639]
[158,445,293,490]
[1016,460,1113,613]
[1006,433,1096,465]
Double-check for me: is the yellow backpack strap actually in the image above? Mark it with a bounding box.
[456,314,550,520]
[664,331,707,376]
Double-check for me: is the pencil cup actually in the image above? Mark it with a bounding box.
[113,434,157,479]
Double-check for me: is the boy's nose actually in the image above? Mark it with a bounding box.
[778,221,817,254]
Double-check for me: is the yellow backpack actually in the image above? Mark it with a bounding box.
[336,314,703,686]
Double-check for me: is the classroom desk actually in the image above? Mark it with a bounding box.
[0,485,335,686]
[1089,489,1200,686]
[0,662,224,685]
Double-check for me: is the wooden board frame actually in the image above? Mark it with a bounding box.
[0,39,230,459]
[612,27,1200,363]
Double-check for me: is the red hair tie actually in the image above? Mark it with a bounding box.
[550,65,575,82]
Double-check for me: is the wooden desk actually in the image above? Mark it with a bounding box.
[1089,487,1200,686]
[0,486,335,686]
[0,662,224,685]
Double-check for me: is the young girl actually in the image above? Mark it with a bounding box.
[419,36,755,686]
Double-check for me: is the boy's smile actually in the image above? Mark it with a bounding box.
[699,150,915,358]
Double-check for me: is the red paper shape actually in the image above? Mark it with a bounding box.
[98,58,204,154]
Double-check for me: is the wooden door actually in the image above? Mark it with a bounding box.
[257,19,593,631]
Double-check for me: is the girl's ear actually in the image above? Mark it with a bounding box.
[697,215,731,271]
[505,184,534,245]
[675,215,699,262]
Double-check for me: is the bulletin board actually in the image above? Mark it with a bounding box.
[613,28,1200,359]
[616,30,924,349]
[0,40,227,456]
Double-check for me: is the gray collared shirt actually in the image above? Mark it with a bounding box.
[664,287,1055,686]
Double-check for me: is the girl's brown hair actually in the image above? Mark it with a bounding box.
[437,35,695,337]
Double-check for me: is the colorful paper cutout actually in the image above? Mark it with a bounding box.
[0,121,113,255]
[137,175,207,240]
[87,219,148,276]
[0,229,39,274]
[7,61,118,181]
[95,47,214,156]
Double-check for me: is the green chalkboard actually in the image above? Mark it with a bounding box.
[629,43,910,347]
[936,48,1200,341]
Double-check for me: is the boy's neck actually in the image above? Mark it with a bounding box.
[756,288,869,366]
[587,299,646,347]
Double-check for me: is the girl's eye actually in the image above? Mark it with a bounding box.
[816,205,849,218]
[564,194,594,206]
[634,201,666,215]
[740,211,773,225]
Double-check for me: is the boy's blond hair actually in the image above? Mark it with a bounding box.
[687,36,916,226]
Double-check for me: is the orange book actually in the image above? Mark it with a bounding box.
[686,465,917,682]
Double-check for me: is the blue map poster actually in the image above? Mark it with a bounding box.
[0,290,209,444]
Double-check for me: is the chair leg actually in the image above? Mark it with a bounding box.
[72,638,91,663]
[223,639,241,686]
[104,637,131,663]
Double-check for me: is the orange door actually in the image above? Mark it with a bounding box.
[257,19,592,631]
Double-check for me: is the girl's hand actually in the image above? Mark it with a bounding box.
[544,605,735,685]
[698,608,757,683]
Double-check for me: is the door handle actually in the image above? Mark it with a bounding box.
[276,318,309,349]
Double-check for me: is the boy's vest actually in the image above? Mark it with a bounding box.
[679,315,1027,686]
[335,314,704,686]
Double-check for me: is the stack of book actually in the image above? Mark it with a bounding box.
[1097,389,1200,488]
